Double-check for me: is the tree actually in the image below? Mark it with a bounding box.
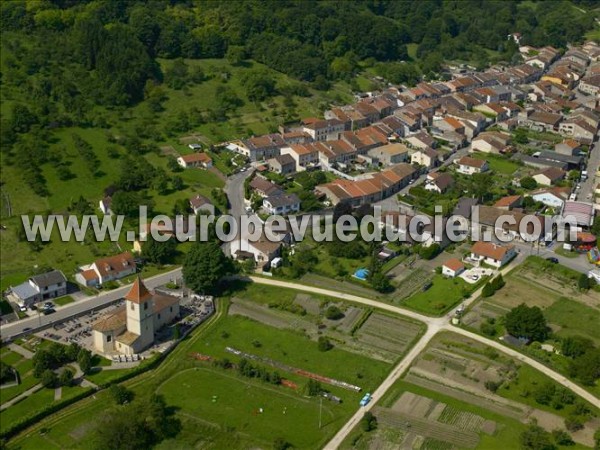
[578,274,591,291]
[171,176,184,191]
[520,176,538,190]
[141,237,177,265]
[317,336,333,352]
[504,304,549,342]
[491,274,505,290]
[481,282,495,298]
[561,336,593,358]
[59,367,74,387]
[109,384,134,405]
[91,394,180,450]
[520,423,556,450]
[41,369,58,388]
[305,379,322,396]
[182,241,235,294]
[242,69,276,102]
[77,349,92,374]
[325,305,344,320]
[569,347,600,385]
[551,429,574,446]
[360,412,378,432]
[226,45,246,65]
[419,243,440,260]
[564,416,584,432]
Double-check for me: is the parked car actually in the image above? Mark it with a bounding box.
[546,257,559,264]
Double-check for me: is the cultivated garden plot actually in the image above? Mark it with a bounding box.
[403,333,599,447]
[228,290,424,364]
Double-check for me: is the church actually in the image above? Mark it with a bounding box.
[92,277,180,356]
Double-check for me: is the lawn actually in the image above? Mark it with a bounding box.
[401,274,482,315]
[158,367,339,449]
[190,314,391,392]
[54,295,74,306]
[470,153,520,175]
[544,298,600,345]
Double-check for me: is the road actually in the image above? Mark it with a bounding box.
[247,275,600,448]
[0,268,182,340]
[580,140,599,201]
[223,168,255,256]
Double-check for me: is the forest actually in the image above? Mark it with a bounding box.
[0,0,598,205]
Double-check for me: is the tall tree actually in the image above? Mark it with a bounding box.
[182,241,235,294]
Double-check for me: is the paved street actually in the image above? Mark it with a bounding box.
[580,140,599,201]
[0,268,182,341]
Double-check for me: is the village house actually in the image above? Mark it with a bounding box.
[267,154,296,175]
[405,131,437,150]
[411,147,439,169]
[578,74,600,96]
[262,193,301,215]
[562,201,595,228]
[75,252,137,288]
[92,277,180,356]
[474,206,547,242]
[532,167,567,186]
[555,139,582,156]
[442,258,465,278]
[424,172,454,194]
[302,118,345,142]
[177,152,213,169]
[470,242,516,268]
[280,143,320,170]
[367,143,409,166]
[228,134,286,161]
[559,119,597,145]
[189,194,215,215]
[519,110,562,132]
[9,270,68,308]
[230,233,282,267]
[493,195,523,211]
[316,163,416,206]
[249,177,284,198]
[530,187,570,209]
[471,131,511,154]
[455,156,489,175]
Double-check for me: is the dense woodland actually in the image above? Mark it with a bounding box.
[0,0,597,201]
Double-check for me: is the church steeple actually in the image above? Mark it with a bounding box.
[125,276,152,304]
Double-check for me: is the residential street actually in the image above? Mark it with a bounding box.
[580,140,600,201]
[0,268,182,341]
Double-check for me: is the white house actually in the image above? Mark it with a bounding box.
[75,252,137,287]
[470,242,516,268]
[442,258,465,278]
[424,172,454,194]
[229,233,282,266]
[9,270,68,308]
[189,194,215,215]
[177,153,213,169]
[455,156,489,175]
[263,193,300,215]
[530,187,570,209]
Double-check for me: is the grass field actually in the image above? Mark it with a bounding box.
[544,298,600,345]
[402,274,482,315]
[158,368,335,449]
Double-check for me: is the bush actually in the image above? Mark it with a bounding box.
[59,368,74,387]
[317,336,333,352]
[360,412,378,432]
[484,380,501,392]
[565,415,584,432]
[41,369,58,388]
[109,384,134,405]
[481,282,495,298]
[578,274,590,291]
[325,305,344,320]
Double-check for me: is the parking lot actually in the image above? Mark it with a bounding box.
[459,267,495,284]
